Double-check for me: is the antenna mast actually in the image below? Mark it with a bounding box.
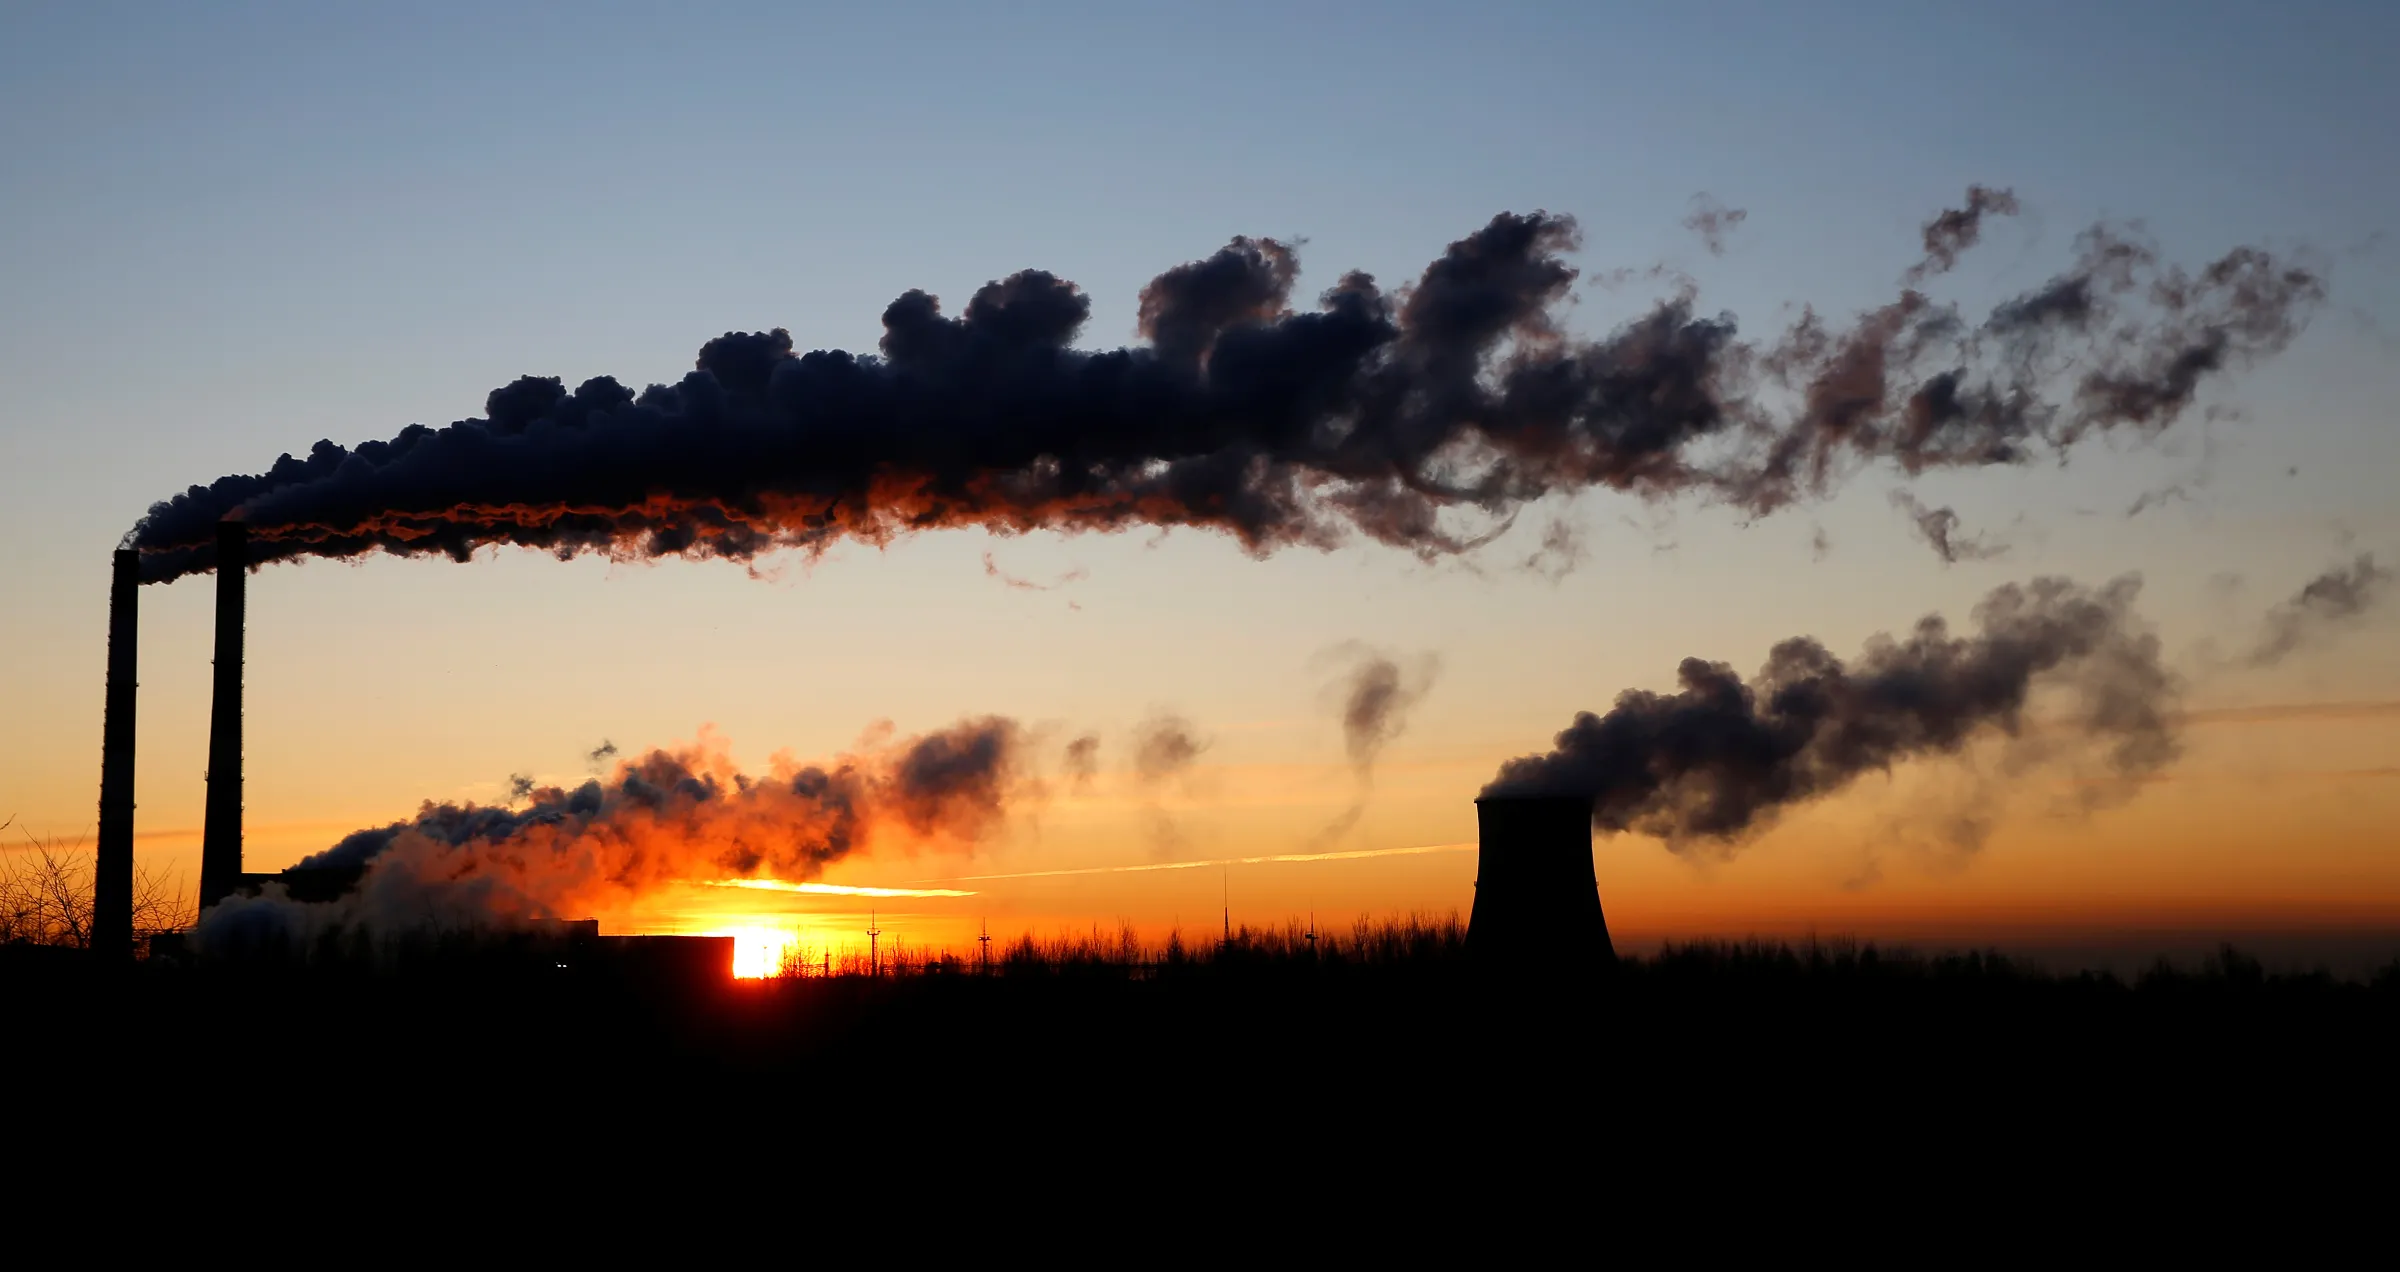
[866,908,883,978]
[978,917,993,975]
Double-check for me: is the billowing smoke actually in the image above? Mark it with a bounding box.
[1483,576,2178,850]
[198,717,1027,944]
[130,188,2322,583]
[1891,491,2007,564]
[2245,554,2391,666]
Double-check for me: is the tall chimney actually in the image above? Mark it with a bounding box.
[1467,795,1614,966]
[198,521,246,911]
[93,549,139,959]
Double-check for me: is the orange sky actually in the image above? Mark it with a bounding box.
[59,684,2394,969]
[6,0,2400,983]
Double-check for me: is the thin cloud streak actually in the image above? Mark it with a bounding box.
[703,879,978,898]
[922,840,1474,883]
[2179,700,2400,726]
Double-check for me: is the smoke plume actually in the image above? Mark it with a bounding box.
[131,188,2322,583]
[1129,712,1210,857]
[1317,644,1441,780]
[1891,491,2007,564]
[1132,713,1209,784]
[1299,645,1442,849]
[1522,516,1585,582]
[2244,554,2391,667]
[983,551,1089,592]
[1062,733,1101,790]
[1683,195,1747,257]
[1904,185,2021,285]
[1483,576,2179,850]
[202,717,1027,941]
[2125,484,2191,518]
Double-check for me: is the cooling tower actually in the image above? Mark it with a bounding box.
[1467,794,1614,966]
[198,521,246,910]
[93,549,139,959]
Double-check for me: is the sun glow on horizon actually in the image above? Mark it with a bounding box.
[713,925,799,978]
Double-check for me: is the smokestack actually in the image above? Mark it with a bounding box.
[93,549,138,960]
[1467,795,1614,967]
[198,521,245,911]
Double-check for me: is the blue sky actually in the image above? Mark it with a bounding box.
[1,1,2394,933]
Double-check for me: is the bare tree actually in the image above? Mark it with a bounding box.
[1,821,192,953]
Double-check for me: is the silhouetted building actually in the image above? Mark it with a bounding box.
[199,520,247,910]
[1467,794,1614,967]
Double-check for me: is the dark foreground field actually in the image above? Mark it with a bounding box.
[17,935,2398,1156]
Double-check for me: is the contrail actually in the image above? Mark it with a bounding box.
[703,879,978,898]
[922,840,1474,883]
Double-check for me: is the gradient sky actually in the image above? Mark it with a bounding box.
[4,0,2396,966]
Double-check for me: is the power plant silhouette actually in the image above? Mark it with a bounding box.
[1466,794,1615,967]
[94,524,1617,972]
[199,520,246,911]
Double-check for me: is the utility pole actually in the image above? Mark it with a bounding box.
[867,908,883,978]
[978,917,993,975]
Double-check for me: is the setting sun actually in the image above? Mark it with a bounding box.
[712,925,798,979]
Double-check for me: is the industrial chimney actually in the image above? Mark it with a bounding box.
[93,549,139,959]
[1467,795,1614,967]
[198,521,246,911]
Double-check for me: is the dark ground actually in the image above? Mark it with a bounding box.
[16,944,2397,1149]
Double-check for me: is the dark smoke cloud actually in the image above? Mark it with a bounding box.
[2244,554,2391,667]
[1683,195,1747,256]
[1904,185,2021,285]
[1131,713,1208,784]
[277,717,1026,924]
[1317,644,1441,779]
[129,188,2324,584]
[1062,733,1100,790]
[983,551,1089,591]
[587,739,618,765]
[1483,576,2178,851]
[1890,491,2007,564]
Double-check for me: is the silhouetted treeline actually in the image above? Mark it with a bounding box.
[770,913,1470,980]
[15,916,2393,1179]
